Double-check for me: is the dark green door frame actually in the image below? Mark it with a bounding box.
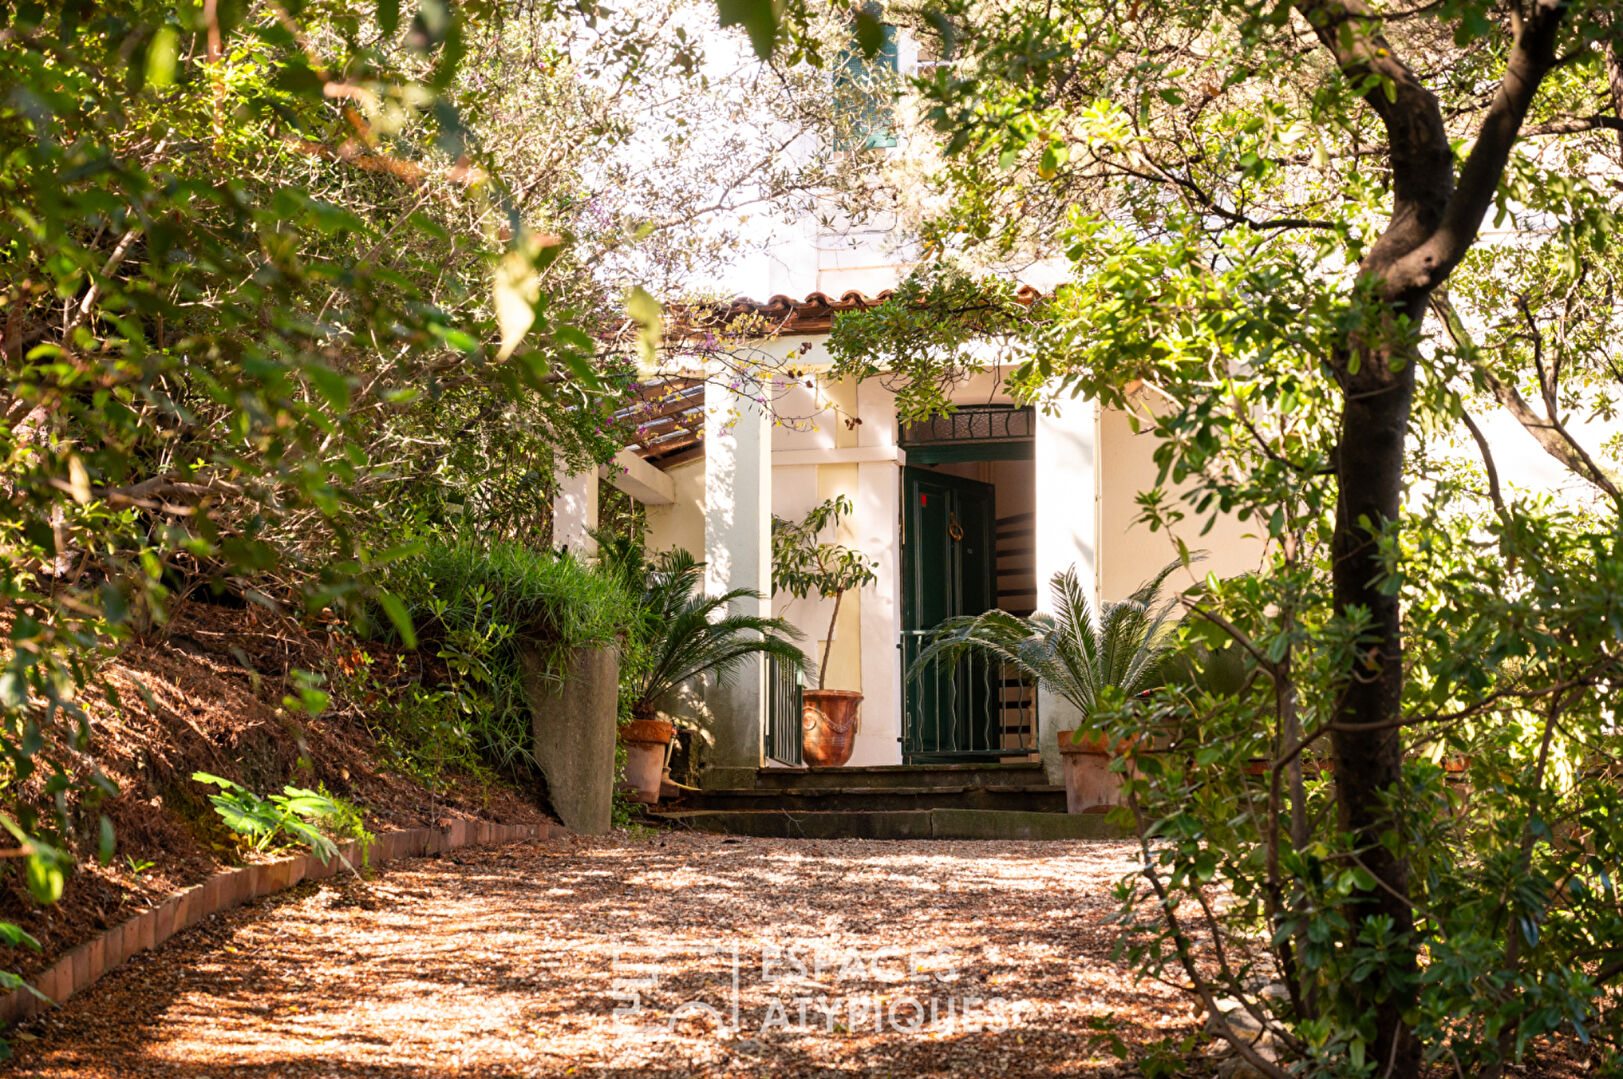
[900,467,1001,761]
[903,442,1034,465]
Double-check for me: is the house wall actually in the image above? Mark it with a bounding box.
[768,349,905,766]
[643,457,706,558]
[1097,402,1265,601]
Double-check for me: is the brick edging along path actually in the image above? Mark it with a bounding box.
[0,818,565,1030]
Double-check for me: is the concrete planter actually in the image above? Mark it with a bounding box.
[525,644,620,835]
[621,719,675,804]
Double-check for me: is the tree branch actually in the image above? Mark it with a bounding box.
[1522,113,1623,136]
[1458,407,1510,524]
[1386,1,1572,294]
[1294,0,1455,274]
[1431,294,1623,503]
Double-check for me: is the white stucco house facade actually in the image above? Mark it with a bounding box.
[543,18,1268,784]
[556,279,1266,787]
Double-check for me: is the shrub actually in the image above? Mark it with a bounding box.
[332,650,492,792]
[378,539,638,773]
[622,548,806,721]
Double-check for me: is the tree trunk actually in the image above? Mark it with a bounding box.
[817,587,844,691]
[1296,4,1570,1071]
[1329,328,1422,1076]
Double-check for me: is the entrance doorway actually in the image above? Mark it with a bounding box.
[898,406,1039,763]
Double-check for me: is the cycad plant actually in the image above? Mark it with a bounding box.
[910,562,1185,732]
[625,549,807,720]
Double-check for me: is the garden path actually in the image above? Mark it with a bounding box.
[5,835,1193,1078]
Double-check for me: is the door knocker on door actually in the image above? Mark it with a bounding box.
[948,512,964,541]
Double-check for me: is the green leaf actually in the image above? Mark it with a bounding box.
[1193,849,1218,882]
[0,671,24,709]
[305,364,351,411]
[100,581,129,625]
[717,0,779,60]
[0,922,41,951]
[23,518,55,557]
[494,231,557,360]
[375,589,418,648]
[627,286,663,364]
[377,0,400,37]
[25,855,64,905]
[192,771,241,790]
[432,99,466,158]
[853,5,885,59]
[372,540,427,566]
[1038,142,1068,179]
[98,815,115,866]
[146,25,180,88]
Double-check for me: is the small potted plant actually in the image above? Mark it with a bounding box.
[618,545,806,801]
[772,495,878,767]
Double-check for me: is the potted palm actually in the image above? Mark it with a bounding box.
[909,562,1184,811]
[771,495,878,767]
[620,547,806,802]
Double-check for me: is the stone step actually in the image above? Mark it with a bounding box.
[672,783,1065,814]
[646,808,1130,841]
[753,761,1046,791]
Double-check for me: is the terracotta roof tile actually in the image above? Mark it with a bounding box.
[622,284,1048,466]
[678,284,1043,336]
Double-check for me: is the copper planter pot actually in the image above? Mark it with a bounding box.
[802,689,862,767]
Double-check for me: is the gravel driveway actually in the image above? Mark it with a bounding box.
[5,834,1194,1077]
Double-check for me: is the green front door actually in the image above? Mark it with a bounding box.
[901,467,998,760]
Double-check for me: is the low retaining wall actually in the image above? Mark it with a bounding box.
[0,818,564,1030]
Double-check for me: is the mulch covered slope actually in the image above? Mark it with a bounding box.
[1,598,553,983]
[6,835,1192,1078]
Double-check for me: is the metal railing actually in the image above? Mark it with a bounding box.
[900,629,1038,761]
[899,404,1036,448]
[765,654,805,767]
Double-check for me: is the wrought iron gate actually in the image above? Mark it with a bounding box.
[901,629,1038,761]
[765,654,804,766]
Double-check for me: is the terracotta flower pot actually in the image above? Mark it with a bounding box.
[621,719,675,804]
[802,689,862,767]
[623,718,676,746]
[1056,729,1136,757]
[1055,729,1130,813]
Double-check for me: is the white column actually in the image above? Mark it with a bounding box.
[552,459,598,557]
[1034,394,1100,784]
[850,381,903,765]
[850,456,903,765]
[703,384,772,784]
